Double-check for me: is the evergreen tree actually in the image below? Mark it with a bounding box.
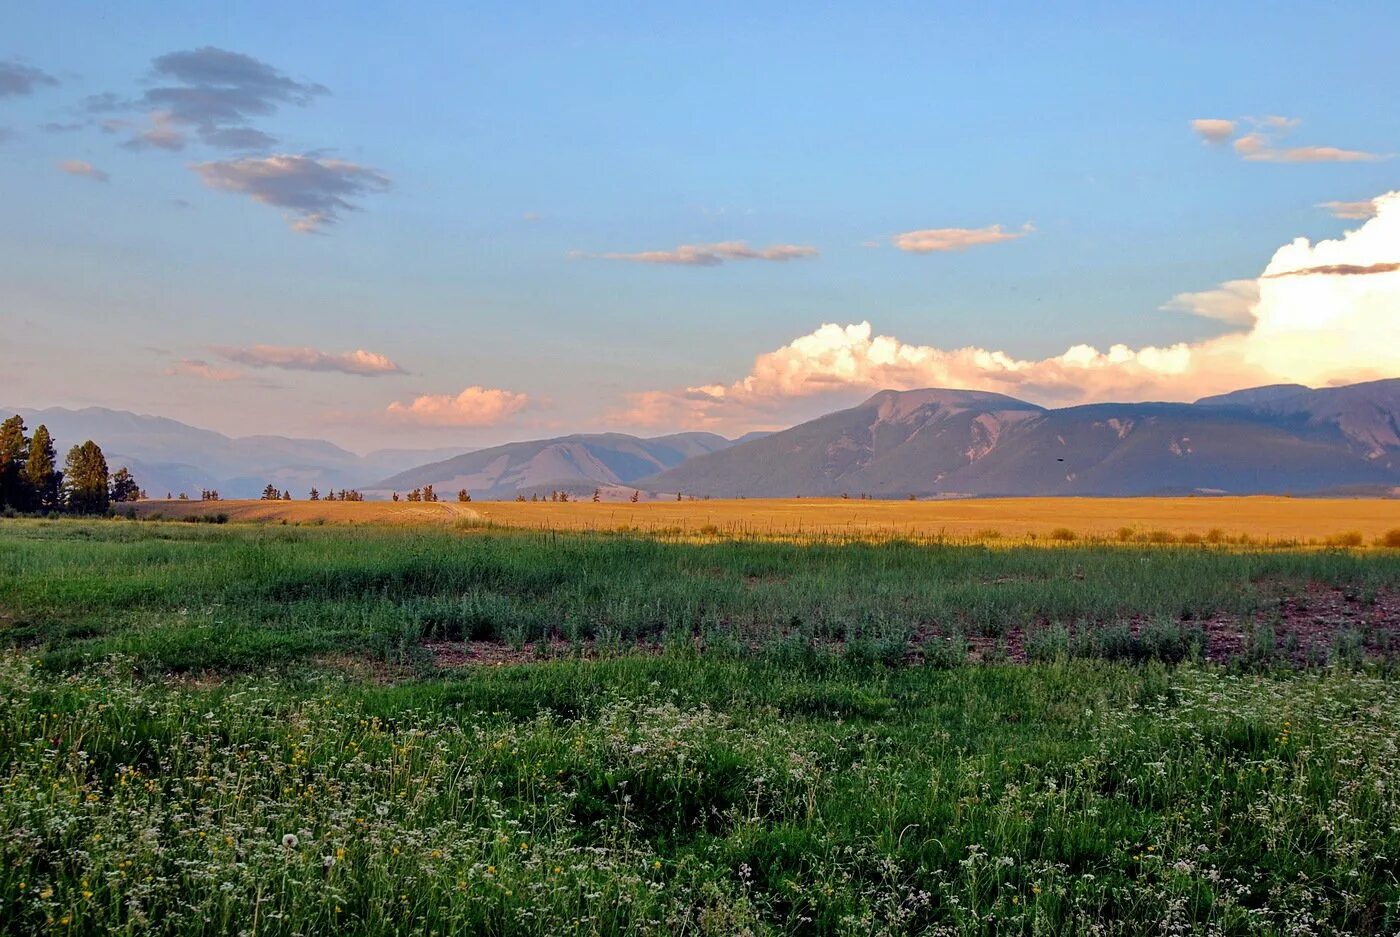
[457,489,471,502]
[309,487,320,501]
[282,490,291,501]
[630,490,640,503]
[262,484,279,500]
[423,484,436,503]
[20,424,60,511]
[109,466,140,503]
[0,415,29,509]
[592,488,600,502]
[63,440,109,514]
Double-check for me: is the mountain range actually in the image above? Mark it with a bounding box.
[7,378,1398,500]
[1,406,464,499]
[368,432,742,499]
[645,379,1400,497]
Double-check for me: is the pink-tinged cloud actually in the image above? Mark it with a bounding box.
[211,344,404,376]
[165,359,246,382]
[1190,118,1237,144]
[1319,199,1380,220]
[891,223,1033,253]
[58,159,108,182]
[580,241,818,266]
[386,386,530,427]
[615,192,1400,433]
[1198,116,1388,164]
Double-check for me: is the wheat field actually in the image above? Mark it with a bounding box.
[128,495,1400,544]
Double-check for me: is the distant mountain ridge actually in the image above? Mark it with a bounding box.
[369,432,740,498]
[642,379,1400,497]
[1,406,465,499]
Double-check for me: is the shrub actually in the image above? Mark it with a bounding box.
[1146,530,1177,544]
[1326,530,1364,548]
[1048,527,1077,542]
[1378,528,1400,548]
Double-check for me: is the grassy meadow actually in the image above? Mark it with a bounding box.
[2,516,1400,934]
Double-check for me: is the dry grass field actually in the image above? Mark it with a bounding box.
[129,495,1400,544]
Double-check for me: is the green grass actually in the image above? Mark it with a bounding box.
[2,518,1397,673]
[1,518,1399,934]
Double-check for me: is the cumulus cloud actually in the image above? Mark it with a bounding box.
[1319,199,1380,220]
[580,241,819,266]
[1198,115,1387,163]
[1190,118,1236,144]
[386,386,531,427]
[190,155,390,232]
[891,223,1033,253]
[0,60,58,97]
[616,192,1400,432]
[58,159,108,182]
[211,344,404,376]
[165,359,246,382]
[1160,278,1260,325]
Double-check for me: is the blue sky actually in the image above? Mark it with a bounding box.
[2,1,1398,449]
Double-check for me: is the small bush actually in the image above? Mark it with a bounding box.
[1145,530,1177,544]
[1048,527,1077,542]
[1205,528,1227,544]
[1326,530,1364,548]
[1025,622,1071,661]
[1378,528,1400,548]
[1116,526,1134,542]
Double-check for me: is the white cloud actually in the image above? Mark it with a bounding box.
[1160,278,1259,325]
[212,344,404,376]
[1190,118,1236,144]
[891,223,1033,253]
[616,192,1400,432]
[579,241,818,266]
[58,159,108,182]
[386,386,530,427]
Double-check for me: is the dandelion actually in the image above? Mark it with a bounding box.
[282,833,299,849]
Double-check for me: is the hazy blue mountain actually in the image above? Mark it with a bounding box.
[370,432,736,498]
[1,406,467,498]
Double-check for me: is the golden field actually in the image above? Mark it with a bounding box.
[129,496,1400,544]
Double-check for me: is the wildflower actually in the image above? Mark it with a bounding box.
[282,833,299,849]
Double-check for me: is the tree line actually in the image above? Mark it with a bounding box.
[0,415,141,515]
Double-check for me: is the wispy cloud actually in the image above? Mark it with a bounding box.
[211,344,405,376]
[57,159,109,182]
[1319,199,1380,220]
[165,359,247,382]
[891,223,1033,253]
[577,241,819,266]
[1263,261,1400,279]
[1195,115,1387,163]
[386,386,531,426]
[190,155,390,232]
[0,60,58,98]
[132,46,327,151]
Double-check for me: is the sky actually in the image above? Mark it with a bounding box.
[2,1,1398,452]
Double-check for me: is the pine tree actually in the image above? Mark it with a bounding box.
[63,441,109,514]
[630,490,640,503]
[109,466,140,503]
[423,484,436,503]
[282,490,291,501]
[20,424,59,511]
[262,484,279,501]
[0,415,29,510]
[592,489,600,502]
[309,487,319,501]
[457,489,471,502]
